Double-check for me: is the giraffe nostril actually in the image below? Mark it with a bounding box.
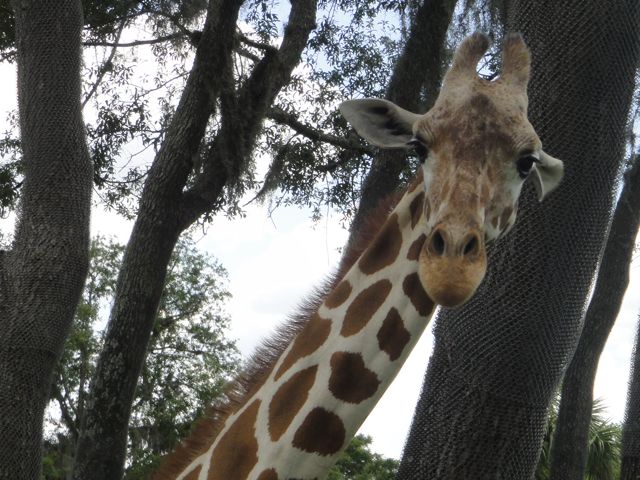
[429,230,446,256]
[463,234,480,257]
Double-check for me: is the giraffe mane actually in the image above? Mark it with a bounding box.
[151,174,420,479]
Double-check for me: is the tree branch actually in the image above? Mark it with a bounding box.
[237,30,278,53]
[0,49,16,62]
[236,46,262,63]
[51,384,80,441]
[152,11,196,38]
[179,0,318,227]
[267,106,374,155]
[82,20,126,108]
[83,32,186,47]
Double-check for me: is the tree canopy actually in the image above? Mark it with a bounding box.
[42,236,238,479]
[328,434,399,480]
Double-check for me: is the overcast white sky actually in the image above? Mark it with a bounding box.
[0,20,638,462]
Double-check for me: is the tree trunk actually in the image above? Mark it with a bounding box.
[549,158,640,480]
[622,312,640,478]
[72,1,317,478]
[71,4,242,479]
[348,0,456,236]
[397,1,640,478]
[0,2,92,479]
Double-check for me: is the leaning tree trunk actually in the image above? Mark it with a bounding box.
[72,4,241,477]
[622,314,640,478]
[397,1,640,479]
[549,157,640,480]
[72,1,317,478]
[0,2,92,479]
[348,0,456,237]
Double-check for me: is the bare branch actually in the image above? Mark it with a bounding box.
[0,49,16,62]
[81,0,142,31]
[236,46,262,63]
[267,106,375,155]
[82,21,126,108]
[152,11,196,38]
[51,384,79,441]
[83,32,186,48]
[237,31,278,54]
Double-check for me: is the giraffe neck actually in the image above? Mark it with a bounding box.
[164,182,435,480]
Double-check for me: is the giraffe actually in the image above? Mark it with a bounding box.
[152,32,564,480]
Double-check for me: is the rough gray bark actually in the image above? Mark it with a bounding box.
[0,1,92,478]
[72,1,317,478]
[623,311,640,478]
[550,158,640,480]
[397,1,640,478]
[621,455,640,480]
[348,0,456,237]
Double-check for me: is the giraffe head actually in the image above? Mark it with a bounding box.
[340,33,563,307]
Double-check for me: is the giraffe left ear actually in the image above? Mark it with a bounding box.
[531,151,564,201]
[339,98,421,148]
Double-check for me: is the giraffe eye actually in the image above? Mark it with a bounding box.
[516,155,538,179]
[408,138,428,162]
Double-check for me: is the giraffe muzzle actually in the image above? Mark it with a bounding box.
[418,226,487,307]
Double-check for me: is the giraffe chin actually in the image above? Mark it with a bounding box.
[417,251,487,308]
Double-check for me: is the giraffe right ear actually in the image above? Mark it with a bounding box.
[531,151,564,201]
[339,98,421,149]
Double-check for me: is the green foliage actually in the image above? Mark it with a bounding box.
[125,237,239,478]
[0,0,205,216]
[0,1,14,54]
[43,236,239,479]
[258,3,406,221]
[0,0,417,223]
[535,398,621,480]
[327,434,399,480]
[584,401,621,480]
[0,0,638,225]
[41,449,63,480]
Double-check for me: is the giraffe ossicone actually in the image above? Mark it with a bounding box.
[153,32,564,480]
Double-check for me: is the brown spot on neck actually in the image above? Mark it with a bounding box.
[329,351,380,404]
[377,308,411,361]
[150,188,413,480]
[341,280,392,337]
[207,400,261,480]
[275,314,332,381]
[183,465,202,480]
[269,366,318,441]
[403,273,435,316]
[257,469,278,480]
[358,213,402,275]
[292,407,346,456]
[407,234,427,261]
[325,280,352,309]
